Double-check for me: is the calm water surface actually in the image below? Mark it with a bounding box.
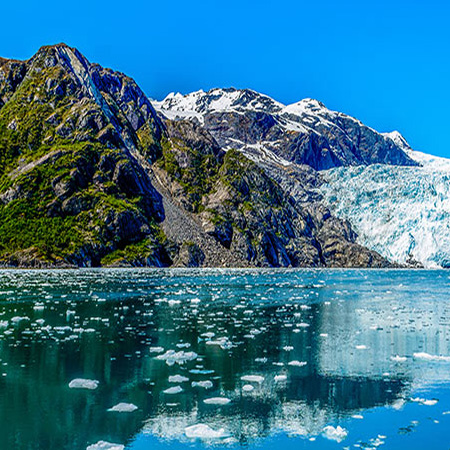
[0,269,449,449]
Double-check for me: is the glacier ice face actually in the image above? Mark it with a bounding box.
[319,148,450,268]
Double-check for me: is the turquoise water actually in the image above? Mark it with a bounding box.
[0,269,449,449]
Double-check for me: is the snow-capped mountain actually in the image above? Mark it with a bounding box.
[154,88,450,268]
[153,88,416,170]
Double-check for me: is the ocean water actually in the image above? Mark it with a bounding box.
[0,268,449,449]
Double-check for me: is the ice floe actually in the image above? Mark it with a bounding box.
[86,441,124,450]
[156,350,198,365]
[68,379,99,390]
[107,403,138,412]
[185,424,228,439]
[413,352,450,362]
[203,397,231,405]
[163,386,183,394]
[322,425,348,442]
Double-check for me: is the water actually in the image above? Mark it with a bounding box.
[0,269,449,450]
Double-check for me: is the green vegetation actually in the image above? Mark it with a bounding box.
[158,136,220,212]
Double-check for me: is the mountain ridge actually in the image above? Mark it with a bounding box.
[0,44,421,268]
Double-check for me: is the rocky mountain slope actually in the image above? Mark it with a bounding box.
[0,44,416,268]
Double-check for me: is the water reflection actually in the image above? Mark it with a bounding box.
[0,269,448,449]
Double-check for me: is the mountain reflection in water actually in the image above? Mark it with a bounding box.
[0,269,448,450]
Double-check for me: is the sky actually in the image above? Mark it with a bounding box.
[1,0,449,157]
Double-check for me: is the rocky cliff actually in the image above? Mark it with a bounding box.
[0,44,411,268]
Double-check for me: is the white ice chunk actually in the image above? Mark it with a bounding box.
[241,375,264,383]
[203,397,231,405]
[156,350,198,366]
[192,380,213,389]
[322,425,348,442]
[86,441,124,450]
[288,361,307,367]
[185,424,228,439]
[169,375,189,383]
[69,379,99,390]
[163,386,183,394]
[413,352,450,362]
[107,403,138,412]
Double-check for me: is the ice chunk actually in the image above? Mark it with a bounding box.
[411,397,438,406]
[322,425,348,442]
[185,424,228,439]
[192,380,213,389]
[156,350,198,366]
[163,386,183,394]
[107,403,138,412]
[391,355,407,362]
[241,375,264,383]
[149,347,164,353]
[69,379,99,390]
[86,441,124,450]
[203,397,231,405]
[413,352,450,362]
[274,374,287,382]
[169,375,189,383]
[288,360,307,367]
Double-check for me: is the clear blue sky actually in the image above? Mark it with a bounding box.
[1,0,449,157]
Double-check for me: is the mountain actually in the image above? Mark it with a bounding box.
[0,44,418,268]
[154,88,417,170]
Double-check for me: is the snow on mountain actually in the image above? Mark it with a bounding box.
[319,136,450,268]
[154,88,416,170]
[154,88,446,267]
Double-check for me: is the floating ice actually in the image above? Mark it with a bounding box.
[203,397,231,405]
[206,337,233,350]
[322,425,348,442]
[169,375,189,383]
[413,352,450,362]
[192,380,213,389]
[86,441,124,450]
[163,386,183,394]
[241,375,264,383]
[288,361,307,367]
[411,397,438,406]
[185,424,228,439]
[69,379,99,390]
[156,350,198,366]
[391,355,407,362]
[107,403,138,412]
[149,347,164,353]
[274,375,287,382]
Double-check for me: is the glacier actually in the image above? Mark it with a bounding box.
[319,145,450,268]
